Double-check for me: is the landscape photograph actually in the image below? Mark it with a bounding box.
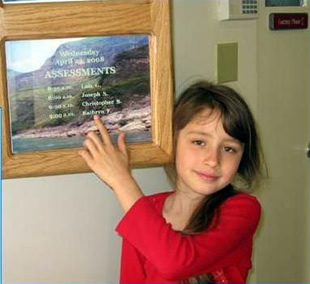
[5,35,152,153]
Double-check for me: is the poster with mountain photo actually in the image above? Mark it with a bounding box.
[5,35,151,153]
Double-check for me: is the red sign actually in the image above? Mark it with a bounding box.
[270,13,308,30]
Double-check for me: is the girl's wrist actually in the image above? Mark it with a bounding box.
[112,176,144,212]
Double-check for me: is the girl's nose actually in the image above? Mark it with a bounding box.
[203,148,220,167]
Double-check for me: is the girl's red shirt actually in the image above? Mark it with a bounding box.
[116,191,261,283]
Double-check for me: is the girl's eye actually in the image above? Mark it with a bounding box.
[223,146,236,153]
[193,140,206,146]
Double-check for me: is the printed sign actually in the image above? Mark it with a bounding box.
[5,35,151,153]
[269,13,308,30]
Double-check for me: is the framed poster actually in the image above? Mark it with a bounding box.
[0,0,174,178]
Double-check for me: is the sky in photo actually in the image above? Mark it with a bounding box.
[5,37,83,73]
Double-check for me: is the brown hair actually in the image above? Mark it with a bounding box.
[165,80,265,283]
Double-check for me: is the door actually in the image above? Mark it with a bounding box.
[253,2,310,282]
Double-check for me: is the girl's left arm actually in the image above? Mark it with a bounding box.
[79,115,144,212]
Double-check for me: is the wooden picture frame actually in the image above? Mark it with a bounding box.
[0,0,173,179]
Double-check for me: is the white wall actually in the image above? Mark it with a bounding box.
[255,1,309,282]
[3,169,170,282]
[173,0,258,110]
[3,0,309,282]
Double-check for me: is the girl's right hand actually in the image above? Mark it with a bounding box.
[79,115,144,212]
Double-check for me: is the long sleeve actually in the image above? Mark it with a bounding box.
[119,238,146,282]
[116,193,261,281]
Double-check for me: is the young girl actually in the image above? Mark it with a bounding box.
[79,80,264,283]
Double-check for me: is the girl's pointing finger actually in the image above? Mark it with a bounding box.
[93,115,113,145]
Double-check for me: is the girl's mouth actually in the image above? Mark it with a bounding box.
[194,170,219,182]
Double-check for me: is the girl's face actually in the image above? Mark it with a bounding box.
[175,108,244,197]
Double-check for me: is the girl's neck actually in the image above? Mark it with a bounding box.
[169,190,204,212]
